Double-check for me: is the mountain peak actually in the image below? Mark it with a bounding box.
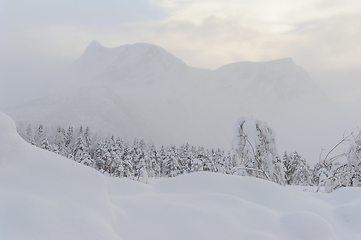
[73,41,188,83]
[86,40,103,52]
[124,43,187,68]
[89,40,102,47]
[75,40,105,64]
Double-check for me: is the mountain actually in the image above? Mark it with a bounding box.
[73,41,189,84]
[2,41,355,163]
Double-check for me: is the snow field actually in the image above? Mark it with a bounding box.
[1,112,361,240]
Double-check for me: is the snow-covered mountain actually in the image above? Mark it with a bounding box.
[2,41,354,163]
[73,40,195,84]
[1,111,361,240]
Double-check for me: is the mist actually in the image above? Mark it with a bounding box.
[1,0,360,166]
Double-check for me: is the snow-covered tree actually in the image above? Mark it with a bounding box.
[49,126,64,154]
[139,159,149,184]
[232,115,285,185]
[73,126,93,166]
[345,132,361,187]
[148,144,161,178]
[191,146,205,172]
[83,126,93,158]
[203,149,217,172]
[315,131,361,192]
[34,124,45,146]
[157,146,166,176]
[283,152,312,186]
[94,138,113,174]
[25,124,32,142]
[130,139,148,180]
[122,146,133,177]
[41,138,50,151]
[163,146,180,177]
[178,143,190,174]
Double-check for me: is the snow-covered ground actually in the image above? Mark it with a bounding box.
[1,112,360,240]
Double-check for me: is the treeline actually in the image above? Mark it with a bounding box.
[283,134,361,192]
[17,123,315,185]
[17,124,238,180]
[17,123,360,191]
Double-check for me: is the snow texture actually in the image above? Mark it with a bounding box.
[1,112,361,240]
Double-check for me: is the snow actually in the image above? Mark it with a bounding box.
[73,41,189,86]
[1,112,360,240]
[0,113,119,240]
[232,115,277,153]
[2,41,355,165]
[2,41,356,165]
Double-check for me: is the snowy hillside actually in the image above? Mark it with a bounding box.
[1,112,361,240]
[2,41,354,163]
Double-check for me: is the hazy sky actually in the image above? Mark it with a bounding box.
[1,0,361,108]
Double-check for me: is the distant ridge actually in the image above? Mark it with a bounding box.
[73,42,190,86]
[2,41,353,163]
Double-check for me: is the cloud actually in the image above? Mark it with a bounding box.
[1,0,361,106]
[0,0,164,25]
[290,14,361,70]
[2,0,360,68]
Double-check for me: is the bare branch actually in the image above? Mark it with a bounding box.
[244,137,271,181]
[319,147,326,163]
[328,153,347,163]
[323,132,353,164]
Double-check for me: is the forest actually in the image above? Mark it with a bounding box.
[18,117,360,193]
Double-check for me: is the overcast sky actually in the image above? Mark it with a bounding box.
[1,0,361,108]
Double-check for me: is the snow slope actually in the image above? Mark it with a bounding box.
[1,112,361,240]
[0,112,120,240]
[2,41,355,163]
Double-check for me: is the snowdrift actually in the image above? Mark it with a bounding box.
[0,112,119,240]
[1,112,360,240]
